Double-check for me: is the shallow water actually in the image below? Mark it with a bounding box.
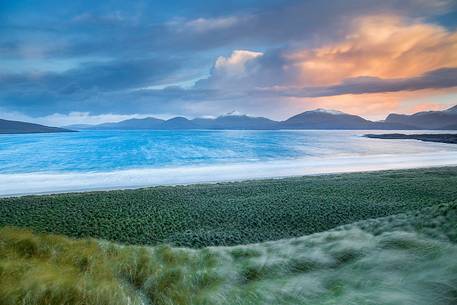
[1,129,457,196]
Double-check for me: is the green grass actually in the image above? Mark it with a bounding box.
[1,201,456,305]
[1,167,457,247]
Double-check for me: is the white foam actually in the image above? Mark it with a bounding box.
[1,152,457,197]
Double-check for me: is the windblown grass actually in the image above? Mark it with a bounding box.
[1,201,456,305]
[2,167,457,247]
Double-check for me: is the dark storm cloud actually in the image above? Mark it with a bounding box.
[0,57,184,115]
[283,68,457,97]
[0,0,456,119]
[1,57,182,92]
[2,58,457,116]
[2,0,455,59]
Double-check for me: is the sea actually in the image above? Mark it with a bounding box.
[1,129,457,196]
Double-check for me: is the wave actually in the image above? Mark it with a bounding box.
[1,151,457,196]
[1,151,457,197]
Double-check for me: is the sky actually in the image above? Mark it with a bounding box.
[1,0,457,126]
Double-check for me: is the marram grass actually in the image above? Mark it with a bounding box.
[1,201,457,305]
[2,167,457,247]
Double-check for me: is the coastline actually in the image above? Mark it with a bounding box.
[2,166,456,248]
[365,133,457,144]
[2,151,457,197]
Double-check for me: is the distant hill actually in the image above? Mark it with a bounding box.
[278,109,413,130]
[0,119,74,134]
[385,105,457,130]
[160,117,198,129]
[197,114,278,130]
[74,113,279,130]
[442,124,457,130]
[91,117,164,130]
[279,109,373,129]
[64,105,457,130]
[447,105,457,113]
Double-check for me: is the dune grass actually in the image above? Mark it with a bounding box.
[0,227,222,305]
[1,167,457,247]
[2,166,456,304]
[1,201,457,305]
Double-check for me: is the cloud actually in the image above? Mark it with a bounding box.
[0,110,160,127]
[287,88,457,120]
[2,0,455,61]
[409,102,450,113]
[214,50,263,76]
[0,56,188,116]
[283,15,457,86]
[193,15,457,99]
[173,16,245,33]
[0,57,183,94]
[191,16,457,98]
[1,1,457,121]
[195,50,263,89]
[283,68,457,97]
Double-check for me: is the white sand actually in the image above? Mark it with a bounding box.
[1,151,457,197]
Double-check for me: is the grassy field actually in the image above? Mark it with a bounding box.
[1,167,457,247]
[1,201,456,305]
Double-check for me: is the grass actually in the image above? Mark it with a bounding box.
[1,201,456,305]
[0,227,223,305]
[1,167,457,247]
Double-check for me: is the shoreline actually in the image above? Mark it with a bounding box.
[2,166,456,248]
[2,152,457,197]
[365,133,457,144]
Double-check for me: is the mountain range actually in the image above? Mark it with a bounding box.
[385,105,457,130]
[1,105,456,134]
[65,105,457,131]
[0,119,73,134]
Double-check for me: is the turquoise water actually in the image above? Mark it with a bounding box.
[1,130,457,195]
[1,129,457,174]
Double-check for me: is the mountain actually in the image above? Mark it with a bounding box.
[279,109,375,129]
[0,118,74,134]
[446,105,457,113]
[160,117,199,129]
[74,113,278,130]
[199,113,278,130]
[385,105,457,129]
[279,109,417,130]
[162,113,278,129]
[442,123,457,130]
[91,117,164,130]
[62,105,457,131]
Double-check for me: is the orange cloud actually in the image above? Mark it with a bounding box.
[409,103,449,113]
[285,15,457,86]
[288,88,457,120]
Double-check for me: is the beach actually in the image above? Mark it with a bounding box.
[2,129,457,197]
[1,166,456,304]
